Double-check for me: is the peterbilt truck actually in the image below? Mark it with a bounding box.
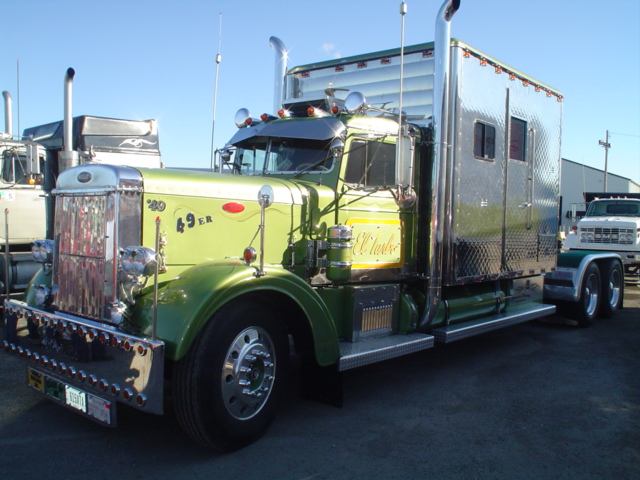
[0,69,161,293]
[563,195,640,278]
[2,0,624,451]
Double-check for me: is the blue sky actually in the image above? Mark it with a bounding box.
[2,0,639,184]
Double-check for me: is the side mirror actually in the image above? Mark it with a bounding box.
[258,184,274,208]
[26,144,43,175]
[330,138,344,158]
[395,135,414,187]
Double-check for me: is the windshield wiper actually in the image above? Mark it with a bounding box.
[293,158,331,177]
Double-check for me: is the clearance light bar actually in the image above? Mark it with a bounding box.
[462,48,562,101]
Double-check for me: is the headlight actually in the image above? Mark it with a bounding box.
[34,285,51,306]
[119,247,157,277]
[579,232,593,242]
[105,301,127,326]
[32,240,55,263]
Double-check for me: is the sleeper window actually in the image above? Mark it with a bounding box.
[473,121,495,160]
[509,117,527,161]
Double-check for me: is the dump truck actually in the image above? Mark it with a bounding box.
[0,69,161,293]
[2,0,624,451]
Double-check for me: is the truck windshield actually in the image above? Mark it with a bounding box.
[235,137,332,174]
[1,150,29,184]
[586,200,640,217]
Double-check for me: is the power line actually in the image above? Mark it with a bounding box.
[609,131,640,139]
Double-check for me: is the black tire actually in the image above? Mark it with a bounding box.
[575,263,601,328]
[173,299,289,451]
[599,260,623,318]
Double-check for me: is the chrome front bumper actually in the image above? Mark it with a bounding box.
[2,299,165,420]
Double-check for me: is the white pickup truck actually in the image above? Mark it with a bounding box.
[564,198,640,277]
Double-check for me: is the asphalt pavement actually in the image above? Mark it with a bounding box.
[1,287,638,480]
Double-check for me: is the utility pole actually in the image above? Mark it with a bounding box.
[598,130,611,193]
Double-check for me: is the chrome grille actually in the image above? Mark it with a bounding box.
[55,194,114,319]
[580,227,634,245]
[51,164,143,323]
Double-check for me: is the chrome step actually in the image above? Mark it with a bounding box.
[338,333,434,371]
[431,303,556,343]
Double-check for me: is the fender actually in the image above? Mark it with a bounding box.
[132,260,341,366]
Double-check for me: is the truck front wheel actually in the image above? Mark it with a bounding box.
[575,263,601,328]
[173,300,289,451]
[599,260,623,318]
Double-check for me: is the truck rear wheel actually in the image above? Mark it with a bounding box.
[599,260,623,318]
[173,299,289,451]
[575,263,601,328]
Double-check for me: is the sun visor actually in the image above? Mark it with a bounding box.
[228,117,346,147]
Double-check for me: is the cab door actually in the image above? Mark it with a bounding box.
[0,149,46,244]
[335,135,405,281]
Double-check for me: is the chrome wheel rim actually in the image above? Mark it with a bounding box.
[221,326,276,420]
[584,274,599,317]
[608,269,622,308]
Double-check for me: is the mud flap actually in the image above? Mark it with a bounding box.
[300,360,343,408]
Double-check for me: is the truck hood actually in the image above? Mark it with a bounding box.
[140,167,305,206]
[579,216,640,228]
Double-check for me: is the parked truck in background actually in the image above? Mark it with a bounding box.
[2,0,625,451]
[563,195,640,279]
[0,68,161,294]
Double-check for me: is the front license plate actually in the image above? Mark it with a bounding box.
[26,367,115,426]
[65,385,87,413]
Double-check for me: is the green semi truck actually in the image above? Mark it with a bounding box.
[2,0,624,451]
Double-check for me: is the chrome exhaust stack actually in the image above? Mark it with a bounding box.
[59,68,79,172]
[269,36,288,114]
[2,91,12,137]
[421,0,460,327]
